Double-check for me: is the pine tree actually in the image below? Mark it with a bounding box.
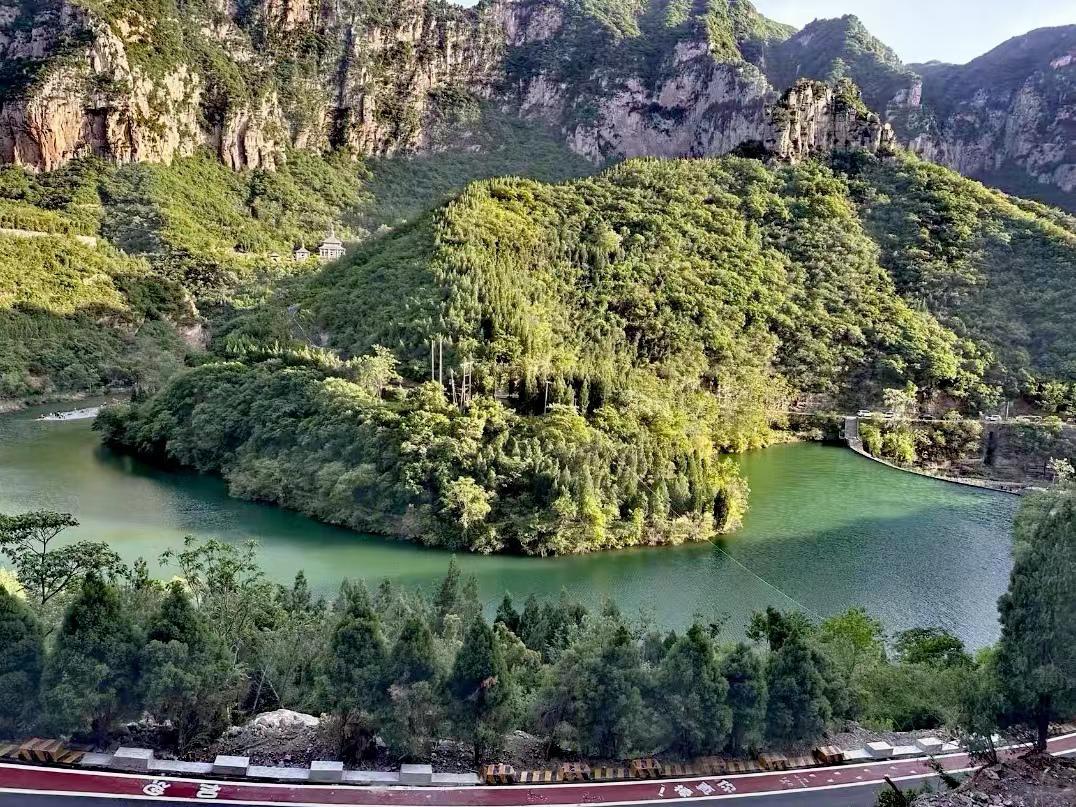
[448,616,512,765]
[656,623,731,756]
[720,642,768,753]
[326,584,389,759]
[42,574,141,742]
[996,494,1076,750]
[0,587,44,737]
[141,583,238,750]
[390,616,439,685]
[494,593,521,635]
[765,633,832,743]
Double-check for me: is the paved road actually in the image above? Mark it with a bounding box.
[1,733,1073,807]
[0,786,904,807]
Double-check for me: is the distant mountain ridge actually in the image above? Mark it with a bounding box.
[0,0,1072,209]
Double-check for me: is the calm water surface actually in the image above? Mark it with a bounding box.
[0,401,1017,645]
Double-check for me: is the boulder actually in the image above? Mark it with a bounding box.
[249,709,320,731]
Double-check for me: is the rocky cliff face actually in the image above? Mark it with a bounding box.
[0,0,504,171]
[903,27,1076,205]
[0,0,1067,211]
[498,0,888,165]
[748,15,1075,210]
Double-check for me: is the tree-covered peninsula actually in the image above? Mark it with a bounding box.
[99,153,1076,555]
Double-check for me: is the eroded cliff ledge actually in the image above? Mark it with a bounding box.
[0,0,1065,210]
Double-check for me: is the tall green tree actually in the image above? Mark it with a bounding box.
[765,633,833,743]
[995,492,1076,750]
[494,593,521,635]
[385,616,443,760]
[0,511,122,619]
[41,574,141,742]
[326,584,388,759]
[656,623,731,756]
[434,558,461,632]
[819,608,885,679]
[140,583,240,751]
[159,537,277,664]
[747,607,813,651]
[893,628,970,668]
[720,642,768,753]
[447,616,512,765]
[0,587,44,737]
[538,620,652,758]
[390,616,439,685]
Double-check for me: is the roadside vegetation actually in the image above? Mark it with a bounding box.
[0,473,1072,761]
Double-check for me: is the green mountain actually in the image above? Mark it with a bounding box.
[0,110,590,402]
[98,154,1076,555]
[757,15,914,114]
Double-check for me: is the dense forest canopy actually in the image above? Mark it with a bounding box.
[0,106,591,403]
[99,151,1076,554]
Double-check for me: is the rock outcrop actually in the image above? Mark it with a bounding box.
[747,14,1075,209]
[903,27,1076,204]
[0,0,1068,209]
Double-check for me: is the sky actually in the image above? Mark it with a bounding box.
[751,0,1075,65]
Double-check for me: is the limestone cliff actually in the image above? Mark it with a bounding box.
[0,0,504,170]
[0,0,1067,211]
[903,27,1076,207]
[499,0,886,164]
[749,15,1075,210]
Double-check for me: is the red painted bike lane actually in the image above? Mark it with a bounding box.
[1,733,1073,805]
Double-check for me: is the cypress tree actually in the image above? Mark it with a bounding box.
[996,494,1076,750]
[519,594,543,651]
[434,558,461,631]
[390,616,439,685]
[141,582,239,751]
[0,587,44,737]
[42,574,140,742]
[385,616,443,760]
[494,593,520,635]
[656,623,731,756]
[448,616,512,765]
[147,581,205,651]
[327,585,389,759]
[765,633,832,743]
[720,642,768,753]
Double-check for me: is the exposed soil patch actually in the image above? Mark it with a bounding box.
[913,753,1076,807]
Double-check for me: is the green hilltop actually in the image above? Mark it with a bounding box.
[98,153,1076,555]
[0,107,590,403]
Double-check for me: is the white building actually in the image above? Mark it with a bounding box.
[293,243,310,262]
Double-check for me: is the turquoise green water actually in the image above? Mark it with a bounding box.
[0,402,1018,645]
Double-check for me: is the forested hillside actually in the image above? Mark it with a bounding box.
[100,153,1076,555]
[0,109,589,405]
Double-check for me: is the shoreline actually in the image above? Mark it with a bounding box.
[0,388,130,416]
[845,441,1030,497]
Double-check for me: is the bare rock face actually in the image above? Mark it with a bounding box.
[0,0,922,177]
[506,12,887,167]
[894,27,1075,204]
[0,1,205,170]
[766,80,894,163]
[908,68,1076,194]
[559,60,773,163]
